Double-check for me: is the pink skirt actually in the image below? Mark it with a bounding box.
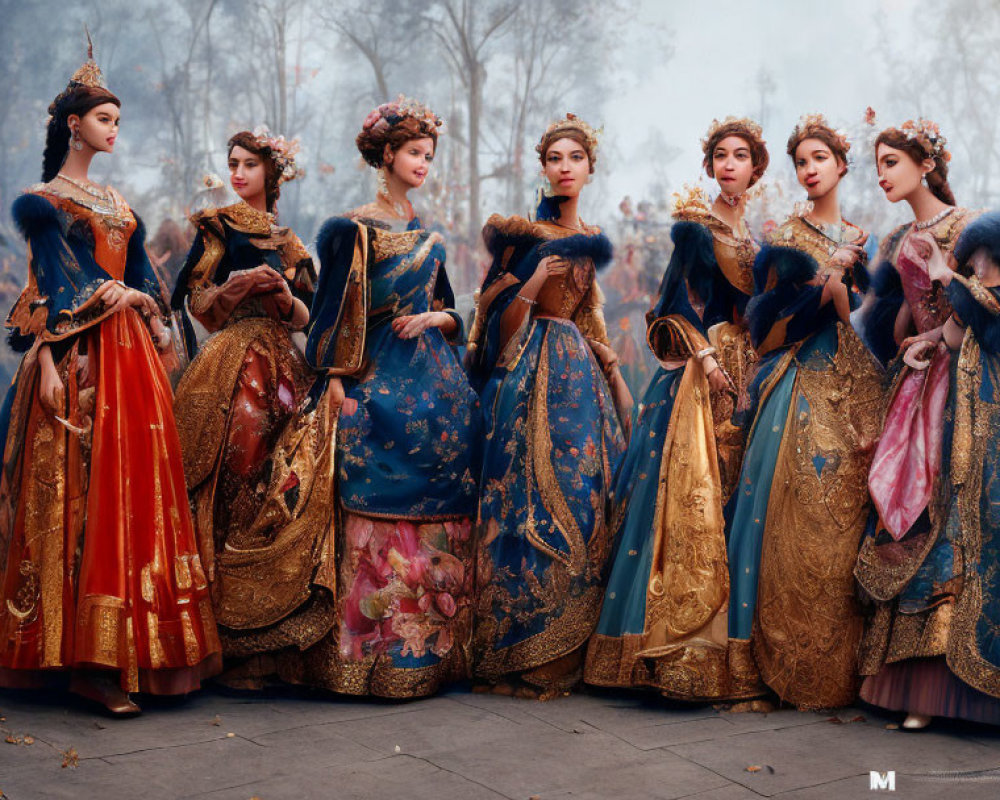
[861,657,1000,725]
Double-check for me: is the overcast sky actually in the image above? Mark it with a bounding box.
[595,0,943,225]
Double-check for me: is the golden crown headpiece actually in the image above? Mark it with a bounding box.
[48,30,109,117]
[701,116,764,154]
[536,113,602,156]
[788,113,850,155]
[251,125,304,184]
[362,95,444,135]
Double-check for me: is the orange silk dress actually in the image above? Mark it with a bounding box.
[0,187,221,693]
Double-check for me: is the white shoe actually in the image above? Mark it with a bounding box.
[902,712,932,730]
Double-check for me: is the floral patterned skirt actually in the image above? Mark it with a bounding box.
[280,511,474,698]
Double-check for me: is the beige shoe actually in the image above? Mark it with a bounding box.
[902,712,932,730]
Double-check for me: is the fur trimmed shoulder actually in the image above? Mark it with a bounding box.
[753,244,818,294]
[670,219,714,251]
[481,213,613,269]
[481,214,539,256]
[316,216,362,263]
[11,191,61,237]
[542,230,614,270]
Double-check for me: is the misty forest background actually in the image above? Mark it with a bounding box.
[0,0,998,389]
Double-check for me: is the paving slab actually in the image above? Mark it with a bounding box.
[2,685,1000,800]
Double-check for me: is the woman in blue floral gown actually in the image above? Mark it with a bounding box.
[282,98,481,698]
[467,115,631,697]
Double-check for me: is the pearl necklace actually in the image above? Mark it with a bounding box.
[914,206,954,231]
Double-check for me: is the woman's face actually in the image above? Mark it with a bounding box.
[876,143,929,204]
[543,137,590,198]
[70,102,120,154]
[228,145,267,202]
[388,137,435,190]
[794,137,844,200]
[712,135,755,196]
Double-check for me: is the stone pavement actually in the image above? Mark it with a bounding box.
[1,684,999,800]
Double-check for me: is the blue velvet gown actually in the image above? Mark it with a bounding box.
[466,201,628,693]
[285,207,480,698]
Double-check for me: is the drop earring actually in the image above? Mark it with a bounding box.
[376,166,390,200]
[71,127,83,151]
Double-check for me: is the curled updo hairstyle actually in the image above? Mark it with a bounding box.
[875,128,955,206]
[537,126,597,174]
[702,119,769,187]
[42,86,121,182]
[356,116,439,169]
[786,123,850,176]
[227,131,282,212]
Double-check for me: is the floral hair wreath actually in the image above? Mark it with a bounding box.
[789,113,850,156]
[536,113,602,159]
[252,125,304,184]
[865,108,951,163]
[700,116,765,155]
[362,95,445,135]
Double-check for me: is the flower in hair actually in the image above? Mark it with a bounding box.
[362,95,444,133]
[252,125,304,183]
[899,118,951,162]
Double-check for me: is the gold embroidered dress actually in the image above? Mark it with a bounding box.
[725,215,883,709]
[666,190,759,501]
[0,183,221,693]
[171,202,335,682]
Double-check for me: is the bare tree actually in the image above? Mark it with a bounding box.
[427,0,518,243]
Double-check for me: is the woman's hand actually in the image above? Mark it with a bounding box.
[326,376,357,417]
[703,355,736,395]
[520,255,570,298]
[95,281,160,318]
[392,311,454,340]
[828,233,869,271]
[533,254,569,280]
[38,345,64,414]
[903,339,939,371]
[269,279,295,317]
[900,325,943,351]
[610,369,633,441]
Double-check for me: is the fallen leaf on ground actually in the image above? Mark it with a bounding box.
[746,765,762,773]
[849,715,866,723]
[61,747,79,769]
[885,723,899,730]
[210,715,222,726]
[826,717,843,724]
[22,735,34,745]
[226,732,236,738]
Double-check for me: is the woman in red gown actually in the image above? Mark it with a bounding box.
[0,45,221,714]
